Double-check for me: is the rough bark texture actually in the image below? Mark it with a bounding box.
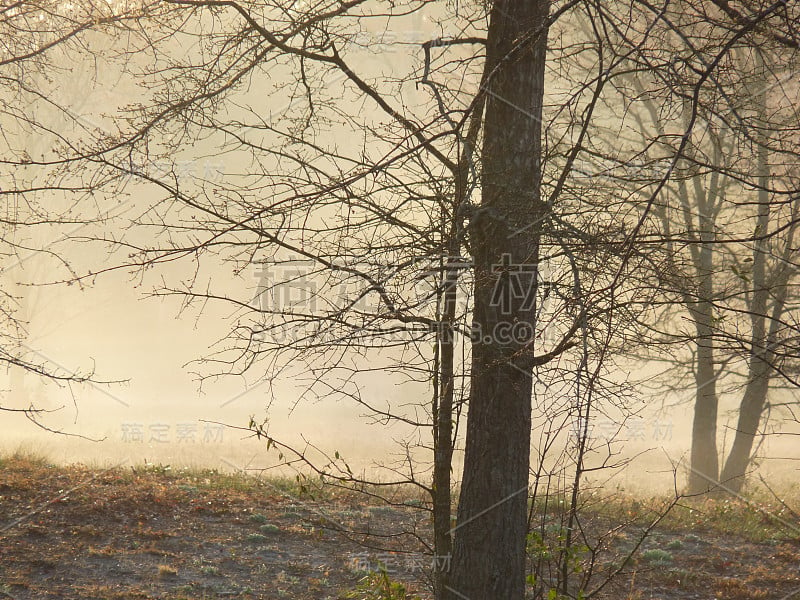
[444,1,549,598]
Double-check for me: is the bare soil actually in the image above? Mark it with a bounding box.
[1,457,799,599]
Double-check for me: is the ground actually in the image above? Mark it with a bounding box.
[1,454,799,599]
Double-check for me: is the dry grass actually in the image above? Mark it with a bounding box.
[2,451,800,599]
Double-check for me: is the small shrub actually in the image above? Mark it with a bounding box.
[246,533,268,543]
[260,524,281,534]
[344,568,421,600]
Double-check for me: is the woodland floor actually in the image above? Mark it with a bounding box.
[1,454,799,599]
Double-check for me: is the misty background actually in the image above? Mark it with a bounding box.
[2,2,799,495]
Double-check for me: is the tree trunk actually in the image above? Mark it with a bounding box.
[687,305,720,493]
[431,237,459,596]
[719,54,772,494]
[685,219,721,494]
[685,128,721,494]
[445,1,549,598]
[719,365,770,493]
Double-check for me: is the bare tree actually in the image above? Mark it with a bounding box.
[0,1,130,427]
[5,1,799,598]
[605,10,800,494]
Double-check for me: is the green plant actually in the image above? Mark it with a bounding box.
[527,528,589,573]
[344,568,421,600]
[523,583,586,600]
[527,530,553,561]
[246,533,268,543]
[526,526,590,600]
[260,524,280,534]
[249,513,269,523]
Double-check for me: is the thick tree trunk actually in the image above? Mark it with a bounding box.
[445,1,549,598]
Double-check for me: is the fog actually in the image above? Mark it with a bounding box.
[4,255,798,494]
[2,4,799,498]
[4,219,799,495]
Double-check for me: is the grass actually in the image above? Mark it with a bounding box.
[642,548,673,564]
[3,449,800,600]
[2,449,796,536]
[3,449,797,541]
[665,539,683,550]
[0,447,426,507]
[0,448,54,470]
[576,488,798,543]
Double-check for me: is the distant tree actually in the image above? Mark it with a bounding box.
[607,15,800,494]
[0,2,132,427]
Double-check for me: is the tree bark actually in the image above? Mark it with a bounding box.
[431,232,459,597]
[684,103,721,495]
[719,363,770,493]
[445,1,549,598]
[719,54,773,493]
[687,296,720,493]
